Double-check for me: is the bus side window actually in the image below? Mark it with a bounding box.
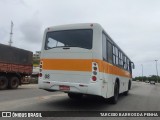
[115,47,118,65]
[127,59,129,71]
[123,56,127,70]
[107,40,113,64]
[102,33,107,61]
[118,51,122,67]
[129,61,132,73]
[120,53,123,66]
[113,46,118,65]
[113,46,116,64]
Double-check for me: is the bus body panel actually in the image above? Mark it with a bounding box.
[39,69,103,96]
[39,23,133,99]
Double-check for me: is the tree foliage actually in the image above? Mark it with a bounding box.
[133,75,160,83]
[33,60,40,67]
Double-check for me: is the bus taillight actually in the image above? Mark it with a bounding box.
[92,76,97,81]
[92,62,99,81]
[39,73,42,77]
[40,64,42,68]
[39,61,43,77]
[93,67,97,71]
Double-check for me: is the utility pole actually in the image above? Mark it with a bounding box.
[155,60,158,83]
[141,64,143,82]
[8,21,13,46]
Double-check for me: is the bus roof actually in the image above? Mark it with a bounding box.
[45,23,132,62]
[45,23,102,31]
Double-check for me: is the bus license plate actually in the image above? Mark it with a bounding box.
[59,85,70,91]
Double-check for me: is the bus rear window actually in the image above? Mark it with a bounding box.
[45,29,93,50]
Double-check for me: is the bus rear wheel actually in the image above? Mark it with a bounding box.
[68,93,83,99]
[123,81,131,96]
[108,82,119,104]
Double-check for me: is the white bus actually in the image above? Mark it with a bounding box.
[38,23,135,104]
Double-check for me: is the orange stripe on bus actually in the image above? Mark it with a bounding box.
[41,59,131,78]
[42,59,92,72]
[93,59,131,78]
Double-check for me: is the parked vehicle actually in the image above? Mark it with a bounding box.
[145,81,149,83]
[150,81,155,85]
[0,44,33,90]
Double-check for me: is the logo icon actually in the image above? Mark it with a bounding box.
[2,112,11,117]
[44,74,50,79]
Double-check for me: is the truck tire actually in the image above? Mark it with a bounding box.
[8,77,19,89]
[108,82,119,104]
[0,76,8,90]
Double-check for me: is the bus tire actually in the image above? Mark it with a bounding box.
[0,76,8,90]
[8,76,19,89]
[128,80,131,90]
[68,93,83,99]
[109,82,119,104]
[123,81,131,96]
[123,90,128,96]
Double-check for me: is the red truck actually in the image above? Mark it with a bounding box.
[0,44,33,90]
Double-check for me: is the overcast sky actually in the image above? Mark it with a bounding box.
[0,0,160,77]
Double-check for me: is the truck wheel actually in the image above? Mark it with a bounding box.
[0,76,8,90]
[68,93,83,99]
[9,77,19,89]
[108,82,119,104]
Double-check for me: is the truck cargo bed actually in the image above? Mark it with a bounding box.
[0,44,32,65]
[0,62,32,74]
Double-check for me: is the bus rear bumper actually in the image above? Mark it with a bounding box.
[38,80,102,96]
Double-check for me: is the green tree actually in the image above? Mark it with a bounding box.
[134,75,160,83]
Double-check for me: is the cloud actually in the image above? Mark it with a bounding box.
[20,16,42,43]
[0,0,26,5]
[0,0,160,77]
[0,27,8,43]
